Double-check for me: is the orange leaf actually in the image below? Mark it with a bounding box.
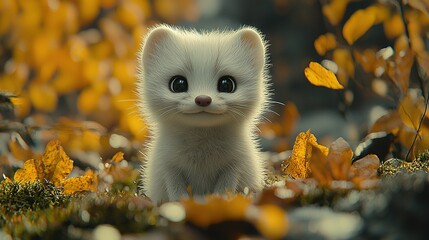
[248,205,288,239]
[39,140,74,187]
[77,87,102,114]
[284,130,328,179]
[181,195,251,227]
[387,49,414,94]
[384,14,405,39]
[314,33,337,55]
[333,48,354,86]
[309,145,332,185]
[369,111,403,134]
[343,8,376,45]
[351,154,380,188]
[322,0,351,26]
[305,62,344,90]
[28,83,58,112]
[111,152,125,163]
[326,138,353,181]
[398,90,425,130]
[61,169,98,194]
[13,159,39,183]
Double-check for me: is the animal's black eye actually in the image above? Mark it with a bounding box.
[217,76,236,93]
[169,75,188,93]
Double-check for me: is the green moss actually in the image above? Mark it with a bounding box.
[0,180,71,218]
[379,150,429,177]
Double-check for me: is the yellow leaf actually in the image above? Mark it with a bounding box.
[61,169,98,194]
[314,33,337,56]
[284,130,328,179]
[78,0,100,24]
[77,87,102,114]
[182,195,251,227]
[13,159,39,183]
[322,0,351,26]
[28,83,58,112]
[304,62,344,90]
[343,8,376,45]
[333,48,354,86]
[398,90,425,130]
[249,205,288,239]
[384,14,405,39]
[367,4,390,24]
[112,152,124,163]
[39,140,74,187]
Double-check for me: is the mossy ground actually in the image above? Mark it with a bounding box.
[2,151,429,239]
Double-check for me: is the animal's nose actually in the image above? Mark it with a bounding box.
[195,95,212,107]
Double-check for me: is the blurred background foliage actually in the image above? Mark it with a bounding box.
[1,0,429,174]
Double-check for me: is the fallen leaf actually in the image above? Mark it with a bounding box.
[247,204,288,239]
[326,138,353,180]
[39,140,74,187]
[305,62,344,89]
[181,195,251,227]
[351,154,380,189]
[61,169,98,194]
[284,130,328,179]
[13,159,39,183]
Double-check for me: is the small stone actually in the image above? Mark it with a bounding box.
[93,224,121,240]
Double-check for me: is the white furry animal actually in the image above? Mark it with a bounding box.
[137,25,270,203]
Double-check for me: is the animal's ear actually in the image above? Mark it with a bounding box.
[235,28,266,71]
[141,25,175,66]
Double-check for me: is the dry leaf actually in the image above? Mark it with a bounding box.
[326,138,353,180]
[13,159,39,183]
[248,204,288,239]
[61,169,98,194]
[182,195,288,239]
[305,62,344,89]
[39,140,74,186]
[181,195,251,227]
[398,90,425,130]
[309,144,333,185]
[351,154,380,188]
[284,130,328,179]
[387,49,414,94]
[369,111,403,134]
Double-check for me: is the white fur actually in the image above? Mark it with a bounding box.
[137,25,271,203]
